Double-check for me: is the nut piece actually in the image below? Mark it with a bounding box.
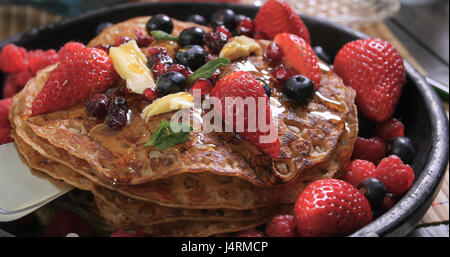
[219,36,262,60]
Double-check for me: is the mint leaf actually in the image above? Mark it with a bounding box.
[187,57,230,85]
[145,121,192,149]
[150,30,179,41]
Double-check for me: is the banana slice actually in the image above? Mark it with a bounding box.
[141,92,194,122]
[109,40,155,94]
[219,36,262,61]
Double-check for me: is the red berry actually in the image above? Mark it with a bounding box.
[85,93,109,118]
[32,47,117,116]
[265,215,298,237]
[166,64,192,79]
[105,96,128,130]
[272,64,291,84]
[0,44,29,74]
[2,75,21,98]
[190,78,213,96]
[215,25,232,38]
[209,69,221,85]
[374,118,405,143]
[152,62,169,78]
[114,36,132,47]
[0,128,13,145]
[334,39,405,122]
[352,137,386,164]
[15,69,34,86]
[294,179,373,237]
[43,210,91,237]
[206,54,217,63]
[235,228,265,237]
[382,193,396,211]
[143,87,158,102]
[234,18,254,37]
[254,0,310,42]
[147,47,168,58]
[265,42,283,62]
[274,33,321,89]
[58,42,86,61]
[94,45,112,53]
[211,71,280,158]
[135,28,155,47]
[205,31,228,55]
[118,82,130,97]
[342,159,376,187]
[376,155,414,196]
[0,97,13,128]
[29,49,59,75]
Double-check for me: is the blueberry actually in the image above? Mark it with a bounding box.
[95,22,113,35]
[105,96,128,129]
[186,14,208,26]
[312,46,331,64]
[357,178,387,211]
[258,79,271,98]
[174,45,207,71]
[283,75,314,104]
[86,93,109,118]
[211,9,236,31]
[146,14,173,34]
[387,137,415,165]
[156,71,187,96]
[179,27,206,46]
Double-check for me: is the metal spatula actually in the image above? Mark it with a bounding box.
[0,143,72,222]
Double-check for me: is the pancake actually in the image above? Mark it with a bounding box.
[20,17,355,187]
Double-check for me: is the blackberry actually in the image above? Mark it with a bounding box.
[205,31,228,55]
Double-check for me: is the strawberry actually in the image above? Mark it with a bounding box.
[274,33,321,89]
[0,44,29,74]
[342,159,376,187]
[210,71,280,158]
[0,97,13,128]
[0,128,13,145]
[254,0,310,43]
[265,215,298,237]
[294,179,372,237]
[31,47,117,116]
[43,210,91,237]
[376,155,414,196]
[58,42,86,61]
[334,38,406,122]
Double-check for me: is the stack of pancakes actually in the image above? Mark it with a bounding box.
[9,17,358,236]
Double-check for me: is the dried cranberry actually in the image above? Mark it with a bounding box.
[215,25,232,38]
[205,31,228,55]
[105,96,128,129]
[152,62,169,78]
[148,48,172,68]
[114,36,132,47]
[147,47,167,57]
[143,88,158,102]
[135,28,154,47]
[234,18,254,37]
[166,64,192,79]
[86,93,109,118]
[266,42,282,62]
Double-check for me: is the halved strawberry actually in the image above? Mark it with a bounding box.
[254,0,310,43]
[274,33,321,89]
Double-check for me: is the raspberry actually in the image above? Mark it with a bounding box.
[190,78,213,96]
[2,75,21,98]
[374,118,405,143]
[205,31,228,55]
[342,159,376,187]
[105,96,128,129]
[376,155,414,196]
[29,49,59,74]
[0,128,13,145]
[143,87,158,102]
[216,25,232,38]
[15,69,33,86]
[58,42,85,61]
[234,18,254,37]
[352,137,386,164]
[135,28,154,47]
[166,64,192,79]
[235,228,265,237]
[43,210,91,237]
[85,93,109,118]
[114,36,132,47]
[265,215,298,237]
[0,97,13,128]
[0,44,29,74]
[265,42,282,62]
